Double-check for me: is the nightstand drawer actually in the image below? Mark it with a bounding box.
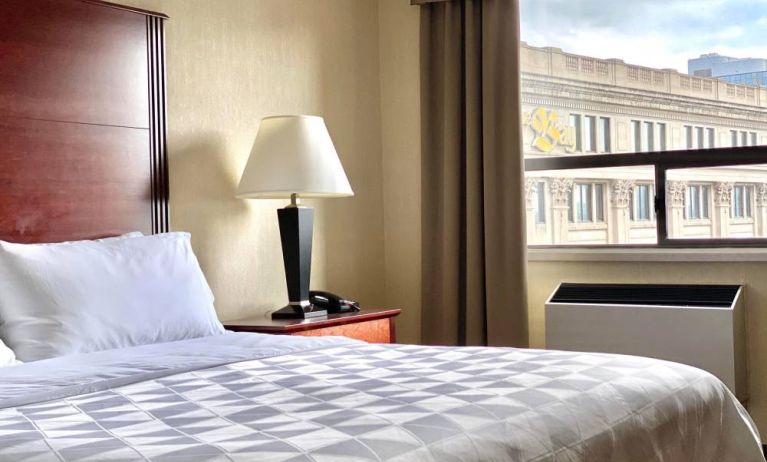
[291,318,392,343]
[225,308,400,344]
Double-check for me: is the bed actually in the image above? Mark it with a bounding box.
[0,1,764,461]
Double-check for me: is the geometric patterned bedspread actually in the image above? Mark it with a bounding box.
[0,342,763,461]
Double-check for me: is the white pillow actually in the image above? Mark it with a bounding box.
[0,338,19,367]
[0,232,224,361]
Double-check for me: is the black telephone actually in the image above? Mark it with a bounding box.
[309,290,361,314]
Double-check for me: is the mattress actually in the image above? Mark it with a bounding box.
[0,332,762,461]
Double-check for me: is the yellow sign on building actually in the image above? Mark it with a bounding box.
[524,107,577,153]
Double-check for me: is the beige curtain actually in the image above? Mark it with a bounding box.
[419,0,528,347]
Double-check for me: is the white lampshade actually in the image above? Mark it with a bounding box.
[237,115,354,199]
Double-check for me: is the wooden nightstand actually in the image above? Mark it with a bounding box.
[224,308,401,343]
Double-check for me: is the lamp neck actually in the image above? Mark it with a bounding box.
[287,193,300,208]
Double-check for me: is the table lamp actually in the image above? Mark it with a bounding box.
[237,115,353,319]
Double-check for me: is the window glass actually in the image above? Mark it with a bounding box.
[706,128,715,149]
[535,182,546,224]
[658,123,667,151]
[631,120,641,152]
[685,126,693,149]
[569,114,582,152]
[521,0,767,247]
[666,166,767,239]
[599,117,611,153]
[644,122,654,152]
[584,116,597,152]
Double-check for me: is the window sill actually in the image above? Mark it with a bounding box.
[528,247,767,262]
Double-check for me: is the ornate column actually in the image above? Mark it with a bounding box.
[524,178,538,244]
[713,182,733,238]
[609,180,634,244]
[549,178,573,245]
[666,181,687,238]
[756,184,767,237]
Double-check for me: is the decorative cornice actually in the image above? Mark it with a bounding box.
[521,75,767,130]
[549,178,573,207]
[611,180,634,207]
[667,181,687,207]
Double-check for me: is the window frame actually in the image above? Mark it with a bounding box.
[525,145,767,248]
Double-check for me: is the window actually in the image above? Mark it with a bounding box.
[658,123,667,151]
[569,183,604,223]
[685,185,710,220]
[570,114,582,151]
[731,185,752,219]
[644,122,654,152]
[599,117,611,153]
[631,120,641,152]
[584,115,596,152]
[534,182,546,224]
[685,125,693,149]
[631,184,653,221]
[520,0,767,247]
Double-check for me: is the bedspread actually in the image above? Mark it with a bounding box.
[0,333,762,461]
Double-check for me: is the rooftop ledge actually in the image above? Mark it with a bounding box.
[528,247,767,263]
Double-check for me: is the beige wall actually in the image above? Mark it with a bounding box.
[378,1,422,344]
[529,259,767,430]
[116,0,387,322]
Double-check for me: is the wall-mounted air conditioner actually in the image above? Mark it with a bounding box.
[545,283,747,401]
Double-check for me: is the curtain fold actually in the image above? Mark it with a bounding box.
[420,0,528,347]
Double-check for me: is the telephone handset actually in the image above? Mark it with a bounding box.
[309,290,361,314]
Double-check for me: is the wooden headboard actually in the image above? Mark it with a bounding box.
[0,0,169,243]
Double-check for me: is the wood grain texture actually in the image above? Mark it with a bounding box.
[0,0,149,128]
[292,318,393,343]
[0,0,168,243]
[0,117,152,242]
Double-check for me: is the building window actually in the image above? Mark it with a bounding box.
[751,132,758,146]
[569,114,582,151]
[685,125,694,149]
[658,123,667,151]
[599,117,611,153]
[631,184,654,221]
[685,184,710,220]
[584,115,596,152]
[731,184,752,218]
[741,131,749,146]
[706,128,715,148]
[731,130,739,147]
[695,127,704,149]
[631,120,641,152]
[569,182,604,223]
[644,121,654,152]
[534,182,546,224]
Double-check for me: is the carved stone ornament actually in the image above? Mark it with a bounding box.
[666,181,687,207]
[610,180,634,207]
[759,184,767,206]
[524,178,538,206]
[549,178,573,207]
[714,182,734,206]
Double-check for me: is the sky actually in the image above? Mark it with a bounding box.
[520,0,767,73]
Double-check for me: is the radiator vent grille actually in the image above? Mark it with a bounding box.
[550,283,740,308]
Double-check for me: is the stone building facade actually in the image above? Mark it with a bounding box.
[521,43,767,245]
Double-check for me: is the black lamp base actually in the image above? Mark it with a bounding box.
[271,305,328,320]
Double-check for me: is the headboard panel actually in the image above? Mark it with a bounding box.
[0,0,169,243]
